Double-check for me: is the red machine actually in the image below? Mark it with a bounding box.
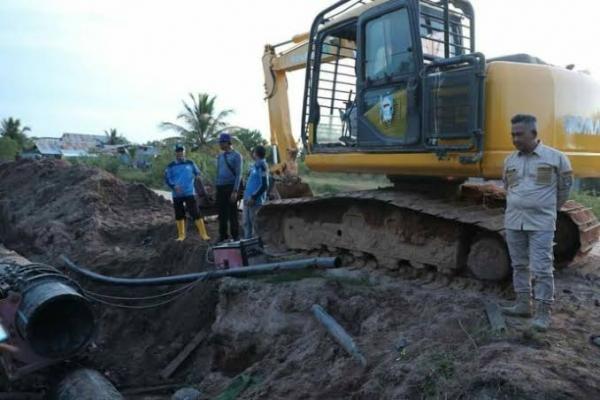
[213,238,267,269]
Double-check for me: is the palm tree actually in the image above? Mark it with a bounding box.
[159,93,233,148]
[0,117,31,148]
[104,128,128,145]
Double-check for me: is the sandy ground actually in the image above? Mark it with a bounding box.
[1,159,600,399]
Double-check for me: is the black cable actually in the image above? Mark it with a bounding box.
[82,276,207,309]
[60,254,340,287]
[80,282,197,301]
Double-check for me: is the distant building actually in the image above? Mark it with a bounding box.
[19,133,158,167]
[134,145,159,169]
[20,138,63,159]
[61,133,107,151]
[20,133,108,159]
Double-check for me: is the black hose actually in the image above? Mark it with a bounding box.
[60,255,341,287]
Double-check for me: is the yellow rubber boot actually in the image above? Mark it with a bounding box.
[194,219,211,241]
[176,220,186,242]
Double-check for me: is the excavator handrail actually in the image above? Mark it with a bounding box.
[302,0,363,150]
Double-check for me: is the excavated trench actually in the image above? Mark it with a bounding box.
[2,160,600,399]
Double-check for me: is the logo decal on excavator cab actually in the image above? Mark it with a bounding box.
[563,115,600,136]
[379,95,394,126]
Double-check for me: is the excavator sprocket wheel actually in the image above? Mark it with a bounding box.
[467,236,511,282]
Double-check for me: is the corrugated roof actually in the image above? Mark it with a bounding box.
[33,137,92,157]
[62,133,107,144]
[34,138,63,155]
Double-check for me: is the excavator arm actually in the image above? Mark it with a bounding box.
[262,33,310,177]
[262,33,315,198]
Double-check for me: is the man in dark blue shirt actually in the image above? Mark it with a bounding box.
[164,144,210,241]
[243,145,269,239]
[216,133,243,242]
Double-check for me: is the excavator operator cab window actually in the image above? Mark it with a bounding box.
[420,3,472,61]
[364,9,414,82]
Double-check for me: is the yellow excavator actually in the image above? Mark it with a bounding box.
[259,0,600,281]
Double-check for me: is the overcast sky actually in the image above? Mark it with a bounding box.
[1,0,599,143]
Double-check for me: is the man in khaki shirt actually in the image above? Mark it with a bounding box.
[501,114,573,331]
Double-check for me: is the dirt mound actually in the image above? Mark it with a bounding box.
[187,266,600,400]
[0,159,218,390]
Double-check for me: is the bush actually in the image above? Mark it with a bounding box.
[0,137,19,161]
[73,155,121,175]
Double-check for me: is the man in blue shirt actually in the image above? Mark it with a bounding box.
[164,144,210,241]
[243,145,269,239]
[216,133,243,242]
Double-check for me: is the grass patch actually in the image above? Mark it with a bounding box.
[303,173,389,195]
[419,352,457,399]
[571,191,600,216]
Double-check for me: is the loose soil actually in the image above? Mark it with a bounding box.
[1,159,600,399]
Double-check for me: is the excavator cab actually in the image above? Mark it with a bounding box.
[304,0,485,163]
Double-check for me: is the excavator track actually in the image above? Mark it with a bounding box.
[257,187,600,282]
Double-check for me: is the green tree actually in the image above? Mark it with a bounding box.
[0,117,31,149]
[104,128,129,145]
[159,93,233,149]
[235,128,268,152]
[0,137,19,161]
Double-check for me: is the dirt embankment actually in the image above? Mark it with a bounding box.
[0,159,217,393]
[1,159,600,399]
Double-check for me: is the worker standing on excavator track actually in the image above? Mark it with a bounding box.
[216,132,243,242]
[501,114,573,332]
[164,144,211,242]
[243,145,269,239]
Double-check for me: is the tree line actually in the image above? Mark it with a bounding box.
[0,92,267,161]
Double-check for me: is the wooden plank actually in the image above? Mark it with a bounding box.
[485,302,507,333]
[159,328,209,380]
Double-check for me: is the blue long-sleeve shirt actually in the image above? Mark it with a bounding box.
[164,159,200,198]
[216,150,243,191]
[244,159,269,205]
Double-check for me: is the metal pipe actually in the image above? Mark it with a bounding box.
[16,279,94,358]
[311,304,366,367]
[53,368,124,400]
[61,255,341,287]
[0,248,94,360]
